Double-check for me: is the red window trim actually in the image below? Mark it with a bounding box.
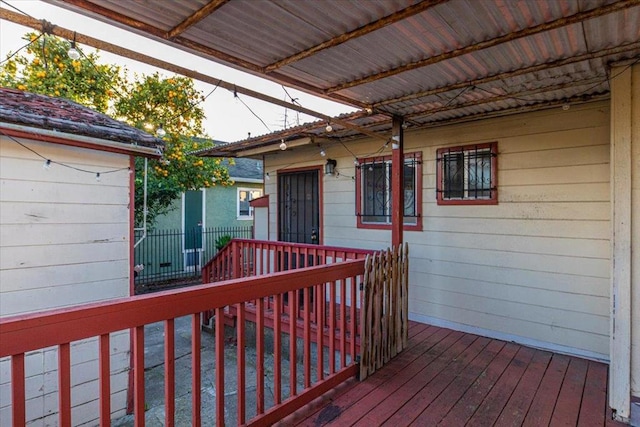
[436,142,498,206]
[355,152,423,231]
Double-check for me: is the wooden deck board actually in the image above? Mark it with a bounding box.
[282,322,625,427]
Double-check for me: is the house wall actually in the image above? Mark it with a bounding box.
[264,100,611,360]
[152,182,263,230]
[0,136,131,424]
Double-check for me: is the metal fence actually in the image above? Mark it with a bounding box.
[134,226,253,285]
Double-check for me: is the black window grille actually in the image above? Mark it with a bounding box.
[437,143,497,204]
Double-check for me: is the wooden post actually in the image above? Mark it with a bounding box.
[609,63,636,422]
[391,116,404,248]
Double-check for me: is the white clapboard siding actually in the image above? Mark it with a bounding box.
[0,136,132,424]
[264,100,612,359]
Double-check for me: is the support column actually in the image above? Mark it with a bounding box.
[609,62,639,423]
[391,116,404,248]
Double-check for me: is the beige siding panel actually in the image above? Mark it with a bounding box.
[1,241,128,270]
[424,201,610,220]
[409,244,609,277]
[423,217,610,239]
[500,145,609,170]
[0,223,127,247]
[0,202,129,225]
[410,231,608,258]
[499,183,610,202]
[0,179,128,204]
[412,273,609,317]
[410,259,609,297]
[0,260,128,292]
[499,164,610,186]
[408,298,609,357]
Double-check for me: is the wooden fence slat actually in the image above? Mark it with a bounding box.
[359,245,410,380]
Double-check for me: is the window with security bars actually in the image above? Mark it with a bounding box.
[436,142,497,205]
[356,152,422,230]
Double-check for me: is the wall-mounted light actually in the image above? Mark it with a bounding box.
[325,158,337,175]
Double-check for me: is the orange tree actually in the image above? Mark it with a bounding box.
[1,32,233,226]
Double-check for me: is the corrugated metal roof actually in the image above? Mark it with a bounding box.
[47,0,640,154]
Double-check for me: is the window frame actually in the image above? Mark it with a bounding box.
[436,142,498,206]
[237,187,263,220]
[355,151,422,231]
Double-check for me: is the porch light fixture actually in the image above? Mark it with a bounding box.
[67,32,81,60]
[325,158,337,175]
[279,139,287,150]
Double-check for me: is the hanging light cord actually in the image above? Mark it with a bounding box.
[1,130,130,176]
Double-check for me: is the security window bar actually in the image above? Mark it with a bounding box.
[358,153,421,228]
[437,142,497,205]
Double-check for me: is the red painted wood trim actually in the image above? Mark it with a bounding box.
[246,366,358,427]
[340,280,347,369]
[350,278,357,361]
[329,281,336,375]
[289,290,298,397]
[58,343,71,427]
[249,194,269,208]
[257,298,265,414]
[0,260,365,357]
[11,354,25,427]
[133,326,145,427]
[273,294,282,405]
[164,319,175,427]
[303,287,311,389]
[215,308,225,427]
[237,302,246,424]
[391,116,404,247]
[0,127,161,158]
[275,165,324,244]
[191,314,201,427]
[316,283,325,382]
[99,334,111,426]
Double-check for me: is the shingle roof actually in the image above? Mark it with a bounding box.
[0,87,163,148]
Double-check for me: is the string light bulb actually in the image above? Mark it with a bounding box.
[279,139,287,150]
[67,32,81,60]
[265,172,270,180]
[325,123,333,132]
[95,172,101,182]
[43,159,52,170]
[156,126,166,137]
[562,103,570,111]
[320,148,326,157]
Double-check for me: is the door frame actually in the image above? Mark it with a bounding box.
[276,165,323,245]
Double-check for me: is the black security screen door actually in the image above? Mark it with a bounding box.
[278,170,319,244]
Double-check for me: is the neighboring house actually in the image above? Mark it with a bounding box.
[136,154,262,280]
[0,88,162,425]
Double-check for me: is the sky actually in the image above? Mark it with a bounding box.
[0,0,356,142]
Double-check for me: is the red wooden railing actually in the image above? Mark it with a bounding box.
[0,244,370,426]
[201,240,373,358]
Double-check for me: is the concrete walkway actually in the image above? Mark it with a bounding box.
[113,315,311,426]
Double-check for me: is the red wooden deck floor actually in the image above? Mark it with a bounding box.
[278,322,625,427]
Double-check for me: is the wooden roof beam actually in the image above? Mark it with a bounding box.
[0,8,386,143]
[48,0,370,107]
[374,41,640,109]
[327,0,640,94]
[264,0,448,72]
[167,0,229,39]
